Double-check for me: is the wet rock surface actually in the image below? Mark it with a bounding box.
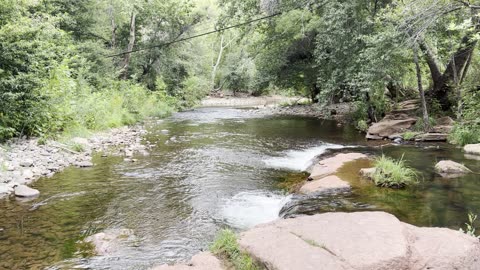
[84,229,135,256]
[151,252,223,270]
[0,125,150,198]
[13,185,40,198]
[300,175,350,194]
[239,212,480,270]
[308,153,368,181]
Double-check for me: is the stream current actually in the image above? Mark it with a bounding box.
[0,107,479,269]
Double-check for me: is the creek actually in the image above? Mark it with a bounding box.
[0,107,479,269]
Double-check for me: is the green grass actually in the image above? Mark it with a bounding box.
[210,229,260,270]
[402,131,420,141]
[372,155,418,188]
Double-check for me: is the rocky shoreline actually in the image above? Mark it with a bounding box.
[0,125,150,199]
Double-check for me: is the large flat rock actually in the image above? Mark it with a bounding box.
[367,112,417,140]
[309,153,367,180]
[300,175,350,194]
[152,252,223,270]
[465,144,480,155]
[239,212,480,270]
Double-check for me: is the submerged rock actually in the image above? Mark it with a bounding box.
[85,229,135,256]
[465,144,480,156]
[152,252,223,270]
[239,212,480,270]
[359,167,376,179]
[435,160,471,177]
[14,185,40,197]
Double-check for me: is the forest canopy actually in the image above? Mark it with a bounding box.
[0,0,479,143]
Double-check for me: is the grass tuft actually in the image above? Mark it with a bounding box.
[210,229,260,270]
[372,155,418,188]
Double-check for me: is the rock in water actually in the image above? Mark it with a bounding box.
[239,212,480,270]
[464,144,480,156]
[435,160,471,176]
[299,175,350,194]
[359,167,376,179]
[14,185,40,197]
[85,229,134,256]
[152,252,223,270]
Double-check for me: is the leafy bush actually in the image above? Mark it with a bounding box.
[372,155,418,188]
[210,229,259,270]
[356,120,369,132]
[448,124,480,146]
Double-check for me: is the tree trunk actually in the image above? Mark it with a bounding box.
[414,43,430,132]
[120,11,136,80]
[211,34,225,91]
[420,8,479,111]
[310,84,320,103]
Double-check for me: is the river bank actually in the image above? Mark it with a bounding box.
[0,125,149,198]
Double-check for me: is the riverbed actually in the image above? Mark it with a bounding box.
[0,107,479,269]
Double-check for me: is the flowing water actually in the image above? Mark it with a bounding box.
[0,107,479,270]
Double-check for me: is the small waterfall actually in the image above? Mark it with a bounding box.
[263,144,345,171]
[221,191,291,229]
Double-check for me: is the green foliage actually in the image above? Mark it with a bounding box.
[460,212,479,238]
[402,131,420,141]
[448,124,480,146]
[356,120,369,133]
[210,229,260,270]
[412,117,436,132]
[372,155,418,188]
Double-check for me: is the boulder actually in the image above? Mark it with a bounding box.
[435,160,471,176]
[85,229,134,256]
[431,125,454,134]
[431,116,455,133]
[367,114,417,140]
[415,133,448,142]
[359,167,376,179]
[464,144,480,156]
[309,153,368,180]
[14,185,40,197]
[152,252,223,270]
[436,116,455,126]
[299,175,350,194]
[239,212,480,270]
